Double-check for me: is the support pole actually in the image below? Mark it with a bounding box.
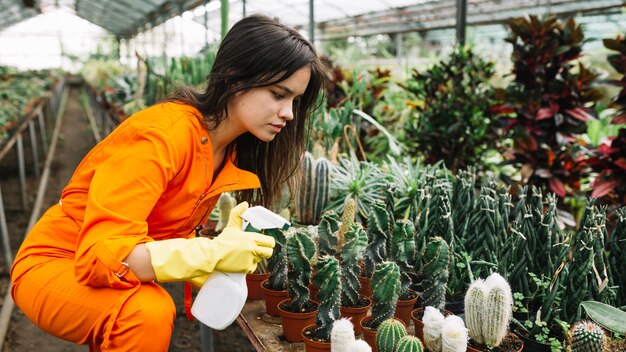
[16,135,27,210]
[242,0,246,17]
[309,0,315,43]
[204,0,209,47]
[456,0,467,46]
[28,121,40,178]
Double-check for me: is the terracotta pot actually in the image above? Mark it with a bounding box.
[360,315,406,352]
[278,299,319,343]
[411,307,453,343]
[340,296,372,335]
[246,273,270,300]
[358,275,373,300]
[261,279,288,317]
[394,291,418,327]
[302,324,331,352]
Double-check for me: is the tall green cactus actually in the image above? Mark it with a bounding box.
[318,210,340,257]
[608,207,626,307]
[464,187,499,278]
[370,261,401,329]
[364,200,391,278]
[568,321,606,352]
[312,255,341,340]
[285,229,316,312]
[464,273,512,348]
[451,167,477,245]
[395,336,424,352]
[296,152,332,225]
[420,237,450,311]
[340,223,368,307]
[391,220,416,296]
[376,318,407,352]
[266,228,288,290]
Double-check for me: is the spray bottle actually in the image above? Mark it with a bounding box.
[191,206,290,329]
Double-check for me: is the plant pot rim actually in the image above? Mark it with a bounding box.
[278,299,319,318]
[360,315,406,332]
[301,324,331,345]
[411,307,453,320]
[341,296,372,311]
[261,279,287,293]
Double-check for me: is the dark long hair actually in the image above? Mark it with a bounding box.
[165,14,325,208]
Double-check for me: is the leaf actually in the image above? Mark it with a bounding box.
[549,178,566,197]
[352,109,403,156]
[565,108,594,122]
[615,158,626,170]
[581,301,626,335]
[536,108,553,120]
[603,38,626,55]
[591,179,619,199]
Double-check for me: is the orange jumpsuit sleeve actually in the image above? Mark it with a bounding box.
[74,127,181,288]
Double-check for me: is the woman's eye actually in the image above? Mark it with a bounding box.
[271,91,285,100]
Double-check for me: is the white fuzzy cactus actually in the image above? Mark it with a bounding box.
[331,318,356,352]
[464,273,513,348]
[441,315,468,352]
[423,306,445,352]
[346,340,373,352]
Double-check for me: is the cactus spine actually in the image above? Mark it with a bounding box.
[370,261,401,329]
[423,306,444,352]
[331,318,356,352]
[420,237,450,311]
[568,321,606,352]
[266,228,288,290]
[464,273,512,348]
[391,220,416,296]
[285,229,316,311]
[313,255,342,340]
[338,197,356,252]
[364,200,391,278]
[395,336,424,352]
[376,318,407,352]
[341,223,368,307]
[318,210,340,257]
[297,152,332,225]
[441,315,468,352]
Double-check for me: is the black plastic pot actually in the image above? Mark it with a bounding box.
[445,295,464,315]
[515,330,551,352]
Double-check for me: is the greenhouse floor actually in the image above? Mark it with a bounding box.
[0,85,254,351]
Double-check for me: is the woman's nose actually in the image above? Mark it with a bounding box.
[279,102,294,121]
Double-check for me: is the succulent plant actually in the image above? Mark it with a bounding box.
[608,207,626,307]
[568,321,606,352]
[318,210,340,257]
[463,187,499,279]
[423,306,445,352]
[464,273,512,348]
[340,223,368,307]
[370,261,401,329]
[337,196,356,252]
[296,152,332,225]
[331,318,356,352]
[376,318,407,352]
[391,220,416,297]
[420,237,450,312]
[285,229,316,312]
[364,200,391,278]
[312,255,342,341]
[266,228,288,290]
[441,315,468,352]
[395,336,424,352]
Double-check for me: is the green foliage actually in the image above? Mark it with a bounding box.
[581,301,626,336]
[420,237,450,312]
[568,321,606,352]
[364,200,391,278]
[370,261,401,329]
[312,255,342,341]
[404,45,499,173]
[266,228,288,290]
[376,318,407,352]
[285,230,316,312]
[340,223,368,307]
[317,210,340,257]
[391,220,416,296]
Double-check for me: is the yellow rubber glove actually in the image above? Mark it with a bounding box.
[146,202,275,282]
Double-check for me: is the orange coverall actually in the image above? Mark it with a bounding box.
[10,102,260,351]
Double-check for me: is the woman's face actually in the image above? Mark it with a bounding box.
[227,66,311,142]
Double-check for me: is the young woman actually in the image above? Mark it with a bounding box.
[11,14,325,351]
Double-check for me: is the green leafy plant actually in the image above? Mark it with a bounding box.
[311,255,342,341]
[285,229,316,312]
[376,318,407,352]
[580,301,626,336]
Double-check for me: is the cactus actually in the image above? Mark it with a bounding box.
[420,237,450,312]
[312,255,342,341]
[464,273,512,348]
[347,340,374,352]
[340,223,368,307]
[296,152,332,225]
[464,187,499,279]
[364,200,391,278]
[395,336,424,352]
[568,321,606,352]
[423,306,444,352]
[266,228,288,290]
[391,220,416,297]
[376,318,407,352]
[337,197,356,252]
[318,210,340,257]
[215,192,236,231]
[608,208,626,307]
[370,261,401,329]
[441,315,468,352]
[285,229,316,312]
[331,318,356,352]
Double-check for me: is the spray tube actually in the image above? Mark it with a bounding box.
[191,206,290,329]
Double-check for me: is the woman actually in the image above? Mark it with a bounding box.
[11,14,324,351]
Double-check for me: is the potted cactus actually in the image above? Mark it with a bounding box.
[360,261,401,352]
[278,229,318,342]
[376,318,407,352]
[261,227,289,317]
[312,210,341,301]
[339,222,371,335]
[296,152,333,226]
[567,321,606,352]
[361,200,391,299]
[411,236,450,341]
[330,318,373,352]
[391,219,418,326]
[395,336,425,352]
[302,255,342,351]
[421,307,468,352]
[464,273,523,352]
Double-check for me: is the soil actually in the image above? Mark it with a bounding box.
[468,333,524,352]
[0,83,254,351]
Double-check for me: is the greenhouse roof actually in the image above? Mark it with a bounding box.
[1,0,624,40]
